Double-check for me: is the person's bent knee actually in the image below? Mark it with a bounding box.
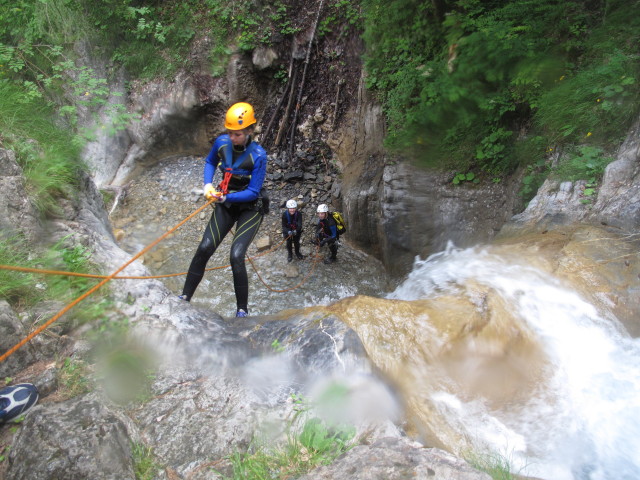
[196,237,215,258]
[230,243,247,267]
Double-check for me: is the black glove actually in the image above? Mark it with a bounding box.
[292,230,297,236]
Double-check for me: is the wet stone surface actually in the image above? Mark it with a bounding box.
[109,155,391,317]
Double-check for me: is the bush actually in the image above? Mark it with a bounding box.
[0,81,83,215]
[362,0,640,179]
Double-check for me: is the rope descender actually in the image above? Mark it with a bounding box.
[217,168,233,196]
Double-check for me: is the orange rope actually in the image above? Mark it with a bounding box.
[0,235,290,279]
[0,198,215,364]
[0,216,318,363]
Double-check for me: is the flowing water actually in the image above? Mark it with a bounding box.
[373,243,640,480]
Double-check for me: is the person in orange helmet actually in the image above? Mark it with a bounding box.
[178,102,268,318]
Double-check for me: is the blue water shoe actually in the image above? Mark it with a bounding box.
[0,383,39,423]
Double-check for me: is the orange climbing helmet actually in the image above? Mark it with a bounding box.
[225,102,257,130]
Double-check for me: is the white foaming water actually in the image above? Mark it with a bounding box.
[388,243,640,480]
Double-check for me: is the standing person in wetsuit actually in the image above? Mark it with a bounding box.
[282,199,304,262]
[178,102,267,318]
[314,204,338,264]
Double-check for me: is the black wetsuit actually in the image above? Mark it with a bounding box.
[315,214,338,261]
[282,210,304,259]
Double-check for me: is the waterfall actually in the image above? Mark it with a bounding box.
[386,243,640,480]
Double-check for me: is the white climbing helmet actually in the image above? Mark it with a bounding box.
[286,199,297,209]
[317,204,329,213]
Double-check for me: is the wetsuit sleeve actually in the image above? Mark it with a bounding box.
[325,217,337,241]
[296,212,304,232]
[203,137,223,184]
[316,219,336,241]
[282,212,289,235]
[327,224,337,240]
[226,148,267,203]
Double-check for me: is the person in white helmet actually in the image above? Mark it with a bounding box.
[314,204,338,264]
[282,199,304,262]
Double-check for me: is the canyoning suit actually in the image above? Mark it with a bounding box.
[281,209,304,261]
[181,134,268,313]
[314,214,338,263]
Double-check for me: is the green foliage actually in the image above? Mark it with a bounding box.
[0,236,36,306]
[0,81,84,215]
[45,237,94,298]
[452,171,478,185]
[58,356,92,399]
[519,158,549,203]
[465,450,517,480]
[475,127,514,174]
[536,50,639,145]
[273,66,288,83]
[268,1,301,36]
[75,0,196,79]
[271,339,285,353]
[579,179,598,204]
[319,0,362,38]
[224,393,355,480]
[362,0,640,177]
[203,0,263,75]
[0,0,196,83]
[226,416,354,479]
[0,233,99,310]
[0,232,116,355]
[552,145,612,183]
[132,442,161,480]
[549,145,613,204]
[204,0,265,53]
[517,143,612,204]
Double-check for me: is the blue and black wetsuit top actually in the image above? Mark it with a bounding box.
[203,134,267,204]
[282,210,303,236]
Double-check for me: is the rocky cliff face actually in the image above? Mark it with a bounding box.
[0,149,42,243]
[504,118,640,233]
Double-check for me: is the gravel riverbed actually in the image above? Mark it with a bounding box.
[109,155,391,317]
